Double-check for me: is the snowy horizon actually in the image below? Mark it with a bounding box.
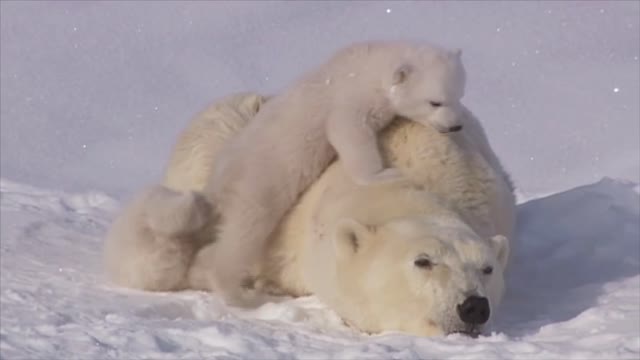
[1,1,639,359]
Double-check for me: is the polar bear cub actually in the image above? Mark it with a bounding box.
[205,41,468,306]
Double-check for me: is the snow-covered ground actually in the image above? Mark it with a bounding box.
[1,178,638,359]
[1,1,638,359]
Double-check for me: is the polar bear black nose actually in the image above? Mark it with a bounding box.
[448,125,463,132]
[457,296,490,325]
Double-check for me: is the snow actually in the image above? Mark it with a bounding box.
[1,178,638,359]
[0,1,638,359]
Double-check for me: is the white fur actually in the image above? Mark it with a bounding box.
[164,92,268,192]
[204,41,468,305]
[104,92,266,292]
[313,214,508,337]
[277,142,513,336]
[103,185,213,291]
[103,90,516,337]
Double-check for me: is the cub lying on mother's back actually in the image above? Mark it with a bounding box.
[206,41,468,306]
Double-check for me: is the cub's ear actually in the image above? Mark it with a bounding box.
[451,48,463,59]
[334,218,376,259]
[489,235,510,269]
[392,63,414,85]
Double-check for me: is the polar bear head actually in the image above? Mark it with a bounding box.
[387,46,467,134]
[331,215,509,337]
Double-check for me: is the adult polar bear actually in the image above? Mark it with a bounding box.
[104,92,516,337]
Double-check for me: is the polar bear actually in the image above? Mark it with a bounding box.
[275,168,512,337]
[103,91,516,337]
[205,41,467,305]
[289,182,510,337]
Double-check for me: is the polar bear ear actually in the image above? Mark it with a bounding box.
[489,235,510,269]
[392,63,413,85]
[334,218,376,259]
[451,48,462,59]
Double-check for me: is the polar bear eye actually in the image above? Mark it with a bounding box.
[428,101,442,108]
[414,255,433,269]
[482,266,493,275]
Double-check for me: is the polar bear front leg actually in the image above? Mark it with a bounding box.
[209,195,282,308]
[187,241,291,303]
[326,107,405,186]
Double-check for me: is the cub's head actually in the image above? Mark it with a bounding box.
[331,216,509,337]
[386,47,466,134]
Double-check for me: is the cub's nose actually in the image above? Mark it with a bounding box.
[456,296,490,325]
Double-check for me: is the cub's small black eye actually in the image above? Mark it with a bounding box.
[414,256,433,269]
[429,101,442,107]
[482,266,493,275]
